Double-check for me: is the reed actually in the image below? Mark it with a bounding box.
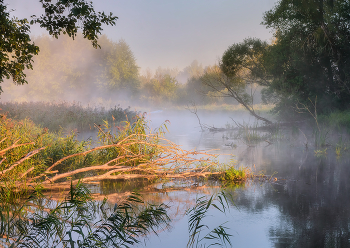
[0,101,135,132]
[187,191,232,248]
[0,181,170,248]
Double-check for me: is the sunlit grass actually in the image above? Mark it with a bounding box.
[221,167,251,182]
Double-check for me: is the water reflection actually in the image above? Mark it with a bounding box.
[86,110,350,247]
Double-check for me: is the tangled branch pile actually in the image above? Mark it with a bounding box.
[0,115,227,190]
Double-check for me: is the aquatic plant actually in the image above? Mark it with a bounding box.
[0,181,170,248]
[221,167,248,182]
[314,148,327,158]
[187,192,232,248]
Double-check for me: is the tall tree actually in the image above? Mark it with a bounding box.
[262,0,350,117]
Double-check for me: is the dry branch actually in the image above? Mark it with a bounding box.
[0,140,35,156]
[0,131,228,189]
[0,147,46,177]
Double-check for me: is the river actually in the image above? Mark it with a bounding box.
[88,109,350,247]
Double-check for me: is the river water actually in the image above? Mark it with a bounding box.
[92,109,350,247]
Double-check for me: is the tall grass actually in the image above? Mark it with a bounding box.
[0,115,92,188]
[0,101,135,132]
[319,110,350,131]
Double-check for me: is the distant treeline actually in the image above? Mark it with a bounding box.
[0,34,260,107]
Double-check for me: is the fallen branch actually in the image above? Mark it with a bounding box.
[0,130,228,189]
[0,140,35,156]
[0,147,46,177]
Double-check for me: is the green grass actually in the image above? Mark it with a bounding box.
[0,113,165,199]
[221,167,248,182]
[319,110,350,131]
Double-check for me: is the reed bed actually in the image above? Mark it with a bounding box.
[0,101,135,132]
[0,114,234,193]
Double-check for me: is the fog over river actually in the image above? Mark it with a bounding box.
[87,109,350,247]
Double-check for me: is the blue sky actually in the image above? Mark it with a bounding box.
[6,0,278,72]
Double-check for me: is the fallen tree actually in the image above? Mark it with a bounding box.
[0,116,234,190]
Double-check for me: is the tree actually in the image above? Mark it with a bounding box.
[203,38,272,124]
[201,64,272,124]
[100,39,140,94]
[142,71,179,104]
[261,0,350,117]
[0,0,117,93]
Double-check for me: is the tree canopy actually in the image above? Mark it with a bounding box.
[263,0,350,117]
[218,0,350,120]
[0,0,117,92]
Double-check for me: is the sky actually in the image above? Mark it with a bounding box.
[5,0,278,72]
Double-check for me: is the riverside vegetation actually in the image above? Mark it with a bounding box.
[0,103,250,247]
[2,0,350,246]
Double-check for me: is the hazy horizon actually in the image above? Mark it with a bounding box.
[5,0,278,71]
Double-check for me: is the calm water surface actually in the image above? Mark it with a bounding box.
[93,110,350,247]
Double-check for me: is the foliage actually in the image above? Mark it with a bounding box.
[221,38,270,85]
[94,115,161,166]
[261,0,350,118]
[217,1,350,120]
[141,72,180,104]
[221,167,247,182]
[0,0,39,89]
[0,0,117,91]
[186,192,232,248]
[319,110,350,131]
[200,64,272,124]
[0,182,170,248]
[32,0,117,49]
[98,38,140,94]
